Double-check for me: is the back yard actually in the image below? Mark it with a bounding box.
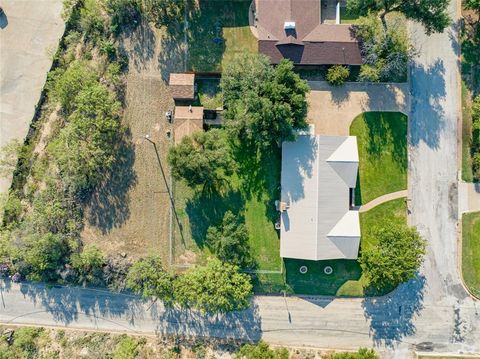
[186,0,257,72]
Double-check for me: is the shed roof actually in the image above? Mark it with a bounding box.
[174,106,204,121]
[280,135,360,260]
[169,73,195,100]
[174,106,204,144]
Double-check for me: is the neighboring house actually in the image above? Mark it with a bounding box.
[169,73,195,101]
[253,0,362,65]
[279,131,360,260]
[173,106,204,144]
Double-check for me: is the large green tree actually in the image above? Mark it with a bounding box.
[49,81,122,191]
[173,258,253,313]
[206,211,252,267]
[359,225,426,289]
[221,55,309,149]
[126,256,174,305]
[167,129,234,191]
[347,0,450,34]
[465,0,480,15]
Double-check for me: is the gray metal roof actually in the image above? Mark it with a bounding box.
[280,135,360,260]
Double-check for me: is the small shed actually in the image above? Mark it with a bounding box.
[174,106,204,144]
[169,73,195,101]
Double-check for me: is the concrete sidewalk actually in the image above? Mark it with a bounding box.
[358,190,408,213]
[0,0,65,193]
[459,181,480,214]
[307,81,409,136]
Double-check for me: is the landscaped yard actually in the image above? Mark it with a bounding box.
[462,211,480,298]
[187,0,257,72]
[172,148,281,272]
[462,81,474,182]
[283,198,407,296]
[350,112,408,205]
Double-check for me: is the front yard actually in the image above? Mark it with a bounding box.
[462,211,480,298]
[187,0,257,72]
[350,112,408,205]
[284,198,407,296]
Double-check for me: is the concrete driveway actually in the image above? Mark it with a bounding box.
[0,0,65,193]
[307,81,409,135]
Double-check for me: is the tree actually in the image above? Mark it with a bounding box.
[355,14,413,82]
[465,0,480,15]
[167,129,234,191]
[237,341,289,359]
[206,211,252,267]
[105,0,142,35]
[143,0,185,28]
[472,95,480,130]
[359,225,426,289]
[49,81,122,191]
[326,65,350,86]
[222,55,309,149]
[173,258,253,313]
[347,0,450,34]
[70,246,105,286]
[126,256,174,305]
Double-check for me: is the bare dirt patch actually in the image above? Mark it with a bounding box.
[81,22,178,263]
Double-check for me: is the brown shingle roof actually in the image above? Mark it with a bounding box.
[169,73,195,100]
[174,106,204,144]
[255,0,362,65]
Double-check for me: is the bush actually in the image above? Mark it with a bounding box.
[174,258,253,313]
[237,341,289,359]
[79,0,107,43]
[359,224,426,289]
[326,65,350,86]
[70,246,105,286]
[106,0,142,35]
[114,336,140,359]
[325,348,378,359]
[358,64,382,82]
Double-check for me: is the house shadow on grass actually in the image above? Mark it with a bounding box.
[362,274,426,347]
[85,129,137,234]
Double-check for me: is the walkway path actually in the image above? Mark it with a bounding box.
[307,81,409,136]
[358,190,408,213]
[0,0,65,193]
[459,181,480,213]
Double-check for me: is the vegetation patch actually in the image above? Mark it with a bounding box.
[462,211,480,298]
[186,0,257,72]
[350,112,408,205]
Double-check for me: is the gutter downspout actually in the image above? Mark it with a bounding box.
[336,1,340,24]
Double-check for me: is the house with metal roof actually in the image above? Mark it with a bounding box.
[252,0,362,66]
[279,133,361,260]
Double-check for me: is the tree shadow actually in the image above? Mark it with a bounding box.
[185,189,246,249]
[152,301,262,342]
[409,60,446,150]
[361,274,426,347]
[85,129,137,234]
[119,18,156,73]
[0,9,8,29]
[158,21,187,79]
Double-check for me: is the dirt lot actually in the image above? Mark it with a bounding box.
[81,21,182,263]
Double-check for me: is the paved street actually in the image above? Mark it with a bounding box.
[1,0,479,356]
[0,0,65,193]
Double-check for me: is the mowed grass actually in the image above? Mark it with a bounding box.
[283,198,407,296]
[187,0,257,72]
[462,211,480,298]
[350,112,408,205]
[172,148,281,271]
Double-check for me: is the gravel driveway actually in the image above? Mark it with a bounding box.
[0,0,65,193]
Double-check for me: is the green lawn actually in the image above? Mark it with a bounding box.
[350,112,408,205]
[461,81,474,182]
[282,198,407,296]
[172,148,281,272]
[462,211,480,298]
[187,0,257,72]
[195,79,223,110]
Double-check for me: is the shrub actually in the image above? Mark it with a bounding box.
[326,65,350,86]
[174,258,253,313]
[114,336,140,359]
[237,341,289,359]
[106,0,142,35]
[70,246,105,286]
[358,64,382,82]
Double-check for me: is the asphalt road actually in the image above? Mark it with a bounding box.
[1,0,479,356]
[0,0,64,193]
